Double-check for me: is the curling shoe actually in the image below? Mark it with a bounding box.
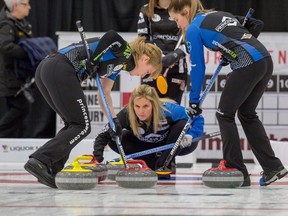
[260,167,288,186]
[24,158,57,188]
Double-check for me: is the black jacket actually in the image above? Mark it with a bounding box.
[137,5,187,75]
[0,6,32,96]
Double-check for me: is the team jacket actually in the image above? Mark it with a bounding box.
[58,30,135,81]
[94,102,204,154]
[137,5,187,75]
[0,6,32,96]
[186,11,270,103]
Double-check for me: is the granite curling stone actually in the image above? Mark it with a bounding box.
[106,159,141,181]
[55,156,98,190]
[80,154,108,182]
[202,160,244,188]
[115,160,158,188]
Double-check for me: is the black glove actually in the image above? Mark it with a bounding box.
[108,117,122,141]
[162,48,186,68]
[85,60,99,77]
[93,152,104,163]
[93,124,112,163]
[220,56,230,67]
[188,102,202,118]
[77,68,89,81]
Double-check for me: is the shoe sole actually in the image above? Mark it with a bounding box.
[24,161,57,189]
[262,168,288,186]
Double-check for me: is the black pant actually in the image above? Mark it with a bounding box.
[30,54,91,174]
[108,120,198,170]
[216,57,283,177]
[0,94,30,138]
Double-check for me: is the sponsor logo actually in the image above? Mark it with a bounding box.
[2,145,9,152]
[186,41,191,53]
[123,44,131,59]
[113,64,124,71]
[215,16,238,32]
[138,127,145,135]
[106,64,114,76]
[2,145,41,152]
[102,64,119,78]
[153,34,178,41]
[69,99,90,145]
[138,12,145,24]
[152,14,161,22]
[241,33,252,40]
[212,40,237,59]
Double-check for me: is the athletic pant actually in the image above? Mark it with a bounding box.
[30,53,91,174]
[216,57,284,177]
[108,120,198,170]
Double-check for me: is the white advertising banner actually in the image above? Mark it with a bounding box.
[0,138,119,164]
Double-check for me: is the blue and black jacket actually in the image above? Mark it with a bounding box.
[58,30,135,81]
[94,101,204,148]
[186,11,270,103]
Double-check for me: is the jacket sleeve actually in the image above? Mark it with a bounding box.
[187,115,204,138]
[186,24,206,103]
[235,16,264,38]
[90,30,131,64]
[93,124,112,163]
[137,6,151,42]
[0,22,27,58]
[93,107,129,162]
[164,102,204,138]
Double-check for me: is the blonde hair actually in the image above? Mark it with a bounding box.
[142,0,159,18]
[168,0,212,37]
[128,84,170,137]
[129,36,162,79]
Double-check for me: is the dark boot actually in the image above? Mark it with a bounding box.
[24,158,57,188]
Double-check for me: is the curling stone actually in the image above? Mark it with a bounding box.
[55,156,98,190]
[106,159,141,181]
[116,159,158,188]
[202,160,244,188]
[62,155,107,182]
[80,154,108,182]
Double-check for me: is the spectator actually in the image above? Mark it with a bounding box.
[0,0,32,138]
[138,0,188,104]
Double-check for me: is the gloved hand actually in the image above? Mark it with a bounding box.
[85,60,99,77]
[162,48,186,68]
[77,68,89,81]
[220,56,230,67]
[108,117,122,141]
[188,102,202,118]
[180,135,193,148]
[93,151,104,163]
